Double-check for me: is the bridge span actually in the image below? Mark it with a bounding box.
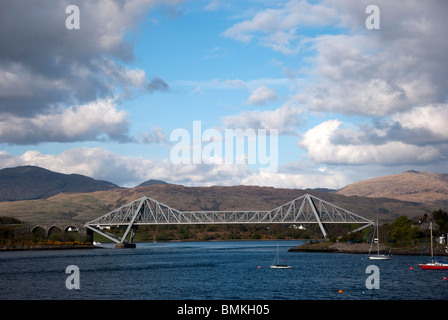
[84,193,374,248]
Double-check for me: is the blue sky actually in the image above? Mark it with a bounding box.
[0,0,447,188]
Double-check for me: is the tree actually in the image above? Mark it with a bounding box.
[390,216,422,245]
[432,209,448,232]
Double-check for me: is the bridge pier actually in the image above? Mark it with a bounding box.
[85,227,93,243]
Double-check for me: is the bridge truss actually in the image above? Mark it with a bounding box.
[84,193,374,245]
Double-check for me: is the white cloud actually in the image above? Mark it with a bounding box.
[247,86,277,105]
[0,99,131,144]
[221,102,302,134]
[392,104,448,140]
[299,119,443,165]
[240,170,350,190]
[224,0,448,117]
[222,0,338,54]
[140,127,168,144]
[296,32,441,116]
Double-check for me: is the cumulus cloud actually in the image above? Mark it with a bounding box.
[392,104,448,142]
[224,0,448,117]
[221,102,302,134]
[299,119,444,166]
[0,99,131,144]
[222,0,338,54]
[247,86,277,105]
[141,127,168,144]
[0,0,177,144]
[220,0,448,175]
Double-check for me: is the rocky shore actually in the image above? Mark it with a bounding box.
[0,239,96,251]
[289,241,448,256]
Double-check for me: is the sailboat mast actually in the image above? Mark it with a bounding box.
[430,221,434,258]
[376,220,380,255]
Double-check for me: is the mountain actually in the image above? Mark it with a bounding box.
[0,183,431,225]
[0,167,445,225]
[137,179,168,187]
[335,170,448,208]
[0,166,120,201]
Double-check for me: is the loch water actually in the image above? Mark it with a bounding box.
[1,240,447,300]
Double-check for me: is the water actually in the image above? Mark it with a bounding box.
[1,240,447,300]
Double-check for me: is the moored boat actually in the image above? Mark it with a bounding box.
[418,221,448,270]
[271,244,291,269]
[368,220,391,260]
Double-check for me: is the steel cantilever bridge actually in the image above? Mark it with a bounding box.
[84,193,374,247]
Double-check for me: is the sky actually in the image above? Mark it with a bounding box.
[0,0,447,189]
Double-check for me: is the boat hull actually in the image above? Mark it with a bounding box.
[418,263,448,270]
[270,265,291,269]
[369,255,391,260]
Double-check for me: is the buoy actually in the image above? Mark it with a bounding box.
[258,266,261,269]
[410,267,413,270]
[338,290,343,293]
[443,277,446,280]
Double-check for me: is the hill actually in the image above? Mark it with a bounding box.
[335,170,448,208]
[0,166,120,201]
[0,183,431,225]
[137,179,168,187]
[0,167,445,225]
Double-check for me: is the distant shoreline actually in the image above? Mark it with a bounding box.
[0,240,97,252]
[0,245,98,251]
[0,238,305,251]
[288,241,448,256]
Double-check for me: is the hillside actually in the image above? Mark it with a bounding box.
[335,170,448,208]
[0,167,445,225]
[0,166,120,201]
[0,183,431,225]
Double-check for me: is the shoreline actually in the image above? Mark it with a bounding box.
[0,238,306,251]
[288,241,448,256]
[0,245,98,251]
[0,240,98,252]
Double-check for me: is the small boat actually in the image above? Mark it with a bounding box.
[418,221,448,270]
[368,220,391,260]
[369,254,391,260]
[271,244,291,269]
[419,260,448,270]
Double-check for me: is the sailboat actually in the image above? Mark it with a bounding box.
[270,244,291,269]
[418,221,448,270]
[368,220,391,260]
